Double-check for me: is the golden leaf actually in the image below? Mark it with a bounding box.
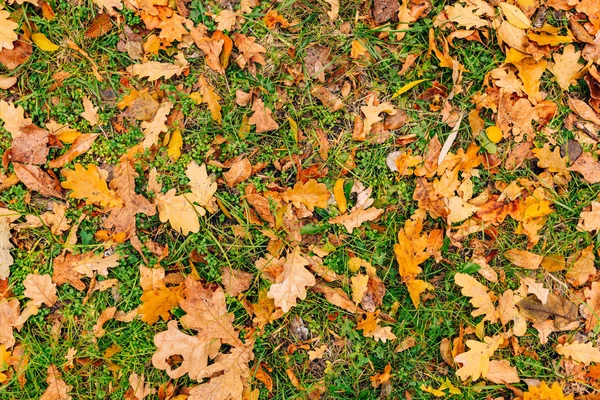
[61,164,123,209]
[454,336,502,381]
[266,247,316,313]
[454,273,498,323]
[281,179,329,212]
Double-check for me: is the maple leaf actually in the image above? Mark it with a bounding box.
[556,341,600,366]
[104,160,155,238]
[61,164,123,209]
[23,273,57,307]
[454,336,502,381]
[248,98,278,133]
[139,284,183,324]
[454,273,498,323]
[127,52,188,81]
[281,179,329,212]
[0,7,18,51]
[13,163,63,199]
[152,320,221,380]
[267,247,316,313]
[188,341,254,400]
[578,201,600,232]
[40,365,72,400]
[179,277,241,346]
[360,97,396,136]
[141,102,173,149]
[48,133,99,168]
[81,96,99,126]
[155,189,200,235]
[445,2,489,29]
[549,44,586,91]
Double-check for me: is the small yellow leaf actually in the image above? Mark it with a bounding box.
[32,33,60,52]
[499,3,531,29]
[189,92,202,104]
[392,79,429,98]
[485,125,503,143]
[333,178,347,213]
[167,129,182,161]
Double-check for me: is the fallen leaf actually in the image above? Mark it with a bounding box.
[329,207,383,233]
[584,282,600,332]
[568,152,600,183]
[282,179,329,212]
[549,45,586,91]
[48,134,98,168]
[61,164,123,209]
[454,273,498,323]
[141,102,173,149]
[454,336,502,381]
[267,247,316,313]
[556,341,600,366]
[578,201,600,232]
[139,284,182,324]
[128,373,156,400]
[224,158,252,187]
[155,189,200,235]
[221,267,253,297]
[92,306,116,337]
[13,163,63,198]
[370,363,392,388]
[40,365,72,400]
[0,7,18,51]
[81,96,99,126]
[517,293,578,330]
[566,245,595,286]
[504,249,542,269]
[127,53,188,81]
[248,98,278,133]
[32,33,60,52]
[23,273,57,307]
[485,360,519,384]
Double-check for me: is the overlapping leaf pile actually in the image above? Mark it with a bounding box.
[1,0,600,398]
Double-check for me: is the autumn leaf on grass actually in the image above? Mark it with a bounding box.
[485,360,519,384]
[267,247,316,313]
[158,14,188,44]
[221,267,253,297]
[187,341,254,400]
[180,277,241,346]
[356,311,397,343]
[504,249,543,270]
[198,75,222,124]
[566,245,596,286]
[193,36,225,74]
[0,7,18,51]
[233,33,266,70]
[454,336,502,381]
[281,179,329,212]
[522,382,573,400]
[0,101,32,137]
[444,2,490,29]
[152,320,221,380]
[48,134,98,168]
[41,202,71,235]
[0,212,18,281]
[127,52,188,81]
[139,284,183,324]
[513,57,547,103]
[40,365,72,400]
[141,102,173,149]
[454,273,498,323]
[214,9,238,31]
[23,274,57,307]
[330,206,383,233]
[556,341,600,365]
[128,373,156,400]
[186,161,218,213]
[549,45,586,91]
[9,123,49,165]
[81,96,99,126]
[91,0,122,17]
[13,163,63,198]
[568,152,600,184]
[360,97,396,137]
[104,160,155,238]
[394,211,433,307]
[155,189,200,235]
[61,164,123,209]
[248,98,278,133]
[577,201,600,232]
[52,251,120,290]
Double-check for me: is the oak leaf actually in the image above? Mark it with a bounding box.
[0,101,32,137]
[52,251,120,290]
[141,102,173,149]
[549,44,586,91]
[40,365,72,400]
[61,164,122,208]
[0,209,19,280]
[194,36,225,74]
[568,97,600,126]
[139,284,183,324]
[584,282,600,332]
[281,179,329,212]
[267,247,316,313]
[556,341,600,366]
[0,7,18,51]
[23,273,57,307]
[329,206,383,233]
[13,163,63,198]
[356,311,397,343]
[361,97,396,136]
[214,10,238,31]
[578,201,600,232]
[486,360,519,384]
[93,306,116,337]
[187,341,254,400]
[48,134,98,168]
[522,381,573,400]
[128,373,156,400]
[513,57,547,103]
[454,273,498,323]
[91,0,122,16]
[186,161,217,213]
[504,249,542,269]
[248,98,278,133]
[454,336,502,381]
[152,320,221,380]
[158,14,188,43]
[41,202,71,235]
[233,33,266,70]
[566,245,595,286]
[155,189,200,235]
[9,123,49,164]
[568,152,600,183]
[127,52,188,81]
[81,97,99,126]
[445,2,489,29]
[0,299,19,349]
[180,277,241,346]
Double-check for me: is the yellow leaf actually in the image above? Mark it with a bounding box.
[499,3,531,29]
[549,44,586,91]
[167,129,182,161]
[155,189,200,235]
[392,79,429,98]
[454,336,502,381]
[333,178,347,213]
[189,92,202,104]
[139,284,183,324]
[556,341,600,366]
[61,164,123,209]
[454,273,498,323]
[32,33,60,52]
[523,381,573,400]
[282,179,330,212]
[420,384,445,397]
[198,75,222,124]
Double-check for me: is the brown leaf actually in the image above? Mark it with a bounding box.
[373,0,400,25]
[40,365,72,400]
[194,36,225,74]
[248,98,278,133]
[13,163,63,198]
[311,86,343,112]
[267,247,316,313]
[504,249,542,269]
[23,273,57,307]
[584,282,600,332]
[48,134,98,168]
[568,152,600,183]
[221,267,253,297]
[85,14,113,39]
[312,282,362,313]
[224,158,252,187]
[517,294,578,330]
[93,306,116,337]
[330,207,383,233]
[568,97,600,126]
[9,124,49,164]
[0,38,32,70]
